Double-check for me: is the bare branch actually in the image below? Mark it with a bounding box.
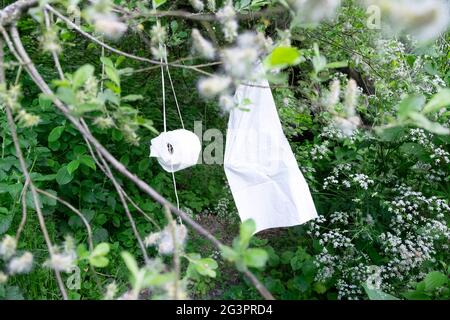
[36,188,94,252]
[0,34,68,299]
[0,0,38,26]
[16,177,29,242]
[163,205,181,300]
[46,5,214,76]
[43,8,65,80]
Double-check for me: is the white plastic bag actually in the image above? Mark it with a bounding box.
[224,64,318,233]
[150,129,201,173]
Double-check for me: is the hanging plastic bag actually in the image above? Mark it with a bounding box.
[150,129,201,173]
[224,63,318,233]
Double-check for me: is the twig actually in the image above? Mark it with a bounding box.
[46,5,214,76]
[16,177,29,241]
[163,205,180,300]
[0,34,67,300]
[43,8,64,80]
[36,188,94,252]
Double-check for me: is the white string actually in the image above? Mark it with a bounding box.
[160,45,182,222]
[160,49,167,133]
[163,45,184,129]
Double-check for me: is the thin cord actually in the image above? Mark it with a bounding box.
[160,45,182,222]
[163,45,185,129]
[160,48,167,133]
[171,170,180,211]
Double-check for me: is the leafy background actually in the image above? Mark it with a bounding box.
[0,0,449,300]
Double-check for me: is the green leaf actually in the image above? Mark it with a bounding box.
[79,155,96,170]
[91,242,110,256]
[142,272,175,287]
[89,255,109,268]
[67,160,80,175]
[73,103,102,115]
[56,166,73,185]
[122,94,144,102]
[424,271,448,291]
[193,257,218,278]
[56,87,77,105]
[422,89,450,114]
[264,46,303,69]
[73,64,94,89]
[239,219,256,248]
[313,282,327,294]
[363,284,400,300]
[121,251,139,277]
[398,95,426,120]
[105,66,120,88]
[409,112,450,135]
[152,0,167,9]
[38,94,53,110]
[290,255,304,271]
[220,245,238,262]
[325,61,348,69]
[4,286,24,300]
[402,290,431,300]
[48,126,65,142]
[138,159,150,172]
[0,207,13,234]
[243,248,268,268]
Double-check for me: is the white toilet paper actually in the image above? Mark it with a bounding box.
[150,129,201,173]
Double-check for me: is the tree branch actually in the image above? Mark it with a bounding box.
[0,35,68,300]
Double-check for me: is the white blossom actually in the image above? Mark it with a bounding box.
[190,0,204,11]
[8,252,33,275]
[93,14,127,39]
[197,76,231,97]
[292,0,341,23]
[0,235,17,260]
[366,0,450,41]
[191,29,216,59]
[144,223,188,255]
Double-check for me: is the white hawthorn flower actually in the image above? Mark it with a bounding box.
[0,235,17,260]
[0,271,7,284]
[197,76,232,98]
[104,281,118,300]
[144,223,188,255]
[292,0,341,23]
[366,0,450,41]
[151,21,167,45]
[8,252,33,275]
[16,110,41,127]
[191,29,216,59]
[217,2,238,42]
[44,251,77,273]
[327,79,341,108]
[94,116,115,129]
[207,0,216,12]
[334,116,361,137]
[344,79,359,116]
[144,233,160,247]
[221,47,259,79]
[219,94,236,112]
[237,31,273,54]
[190,0,204,11]
[93,14,127,39]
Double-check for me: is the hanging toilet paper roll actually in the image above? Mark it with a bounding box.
[150,129,201,173]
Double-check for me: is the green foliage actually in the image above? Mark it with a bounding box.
[220,220,269,272]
